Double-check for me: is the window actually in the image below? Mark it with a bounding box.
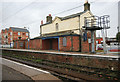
[10,32,12,35]
[18,37,21,39]
[18,32,20,35]
[26,33,28,36]
[23,33,25,35]
[11,38,12,41]
[56,23,59,31]
[83,32,87,42]
[63,37,67,46]
[16,42,17,48]
[19,42,23,47]
[6,36,8,39]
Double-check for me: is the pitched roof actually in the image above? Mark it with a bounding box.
[2,29,5,32]
[10,27,29,32]
[41,11,87,26]
[32,30,78,40]
[5,28,9,31]
[59,11,86,20]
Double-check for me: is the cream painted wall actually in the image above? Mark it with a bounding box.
[41,11,93,35]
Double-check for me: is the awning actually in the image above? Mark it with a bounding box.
[42,36,59,40]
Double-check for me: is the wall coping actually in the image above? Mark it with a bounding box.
[1,48,119,60]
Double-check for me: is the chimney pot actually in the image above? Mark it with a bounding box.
[49,14,51,16]
[41,20,43,24]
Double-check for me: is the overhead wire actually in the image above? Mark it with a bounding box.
[21,0,98,26]
[2,0,102,27]
[1,0,37,22]
[52,1,96,16]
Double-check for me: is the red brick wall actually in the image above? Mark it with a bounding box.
[41,38,58,50]
[73,36,80,51]
[52,38,58,50]
[29,39,42,50]
[42,39,51,50]
[8,28,12,44]
[59,36,80,51]
[1,27,29,45]
[14,39,42,50]
[59,34,96,52]
[1,30,5,44]
[14,40,26,49]
[82,32,96,52]
[3,49,119,72]
[13,41,17,48]
[82,32,91,52]
[59,36,72,51]
[13,34,96,53]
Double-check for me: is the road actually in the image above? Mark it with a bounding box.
[2,64,34,81]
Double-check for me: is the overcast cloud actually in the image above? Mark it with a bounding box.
[0,0,119,38]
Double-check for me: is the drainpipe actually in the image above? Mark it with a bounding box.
[25,27,30,50]
[78,15,82,52]
[40,26,42,36]
[71,34,73,51]
[58,37,60,51]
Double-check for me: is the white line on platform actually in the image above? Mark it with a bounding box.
[1,57,50,74]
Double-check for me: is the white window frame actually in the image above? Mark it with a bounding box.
[11,38,12,41]
[26,33,28,36]
[18,32,20,35]
[63,37,67,47]
[56,23,59,31]
[10,32,12,35]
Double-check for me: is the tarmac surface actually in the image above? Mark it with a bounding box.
[2,64,34,81]
[0,57,61,81]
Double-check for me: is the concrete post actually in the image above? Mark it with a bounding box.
[101,29,107,54]
[91,30,95,53]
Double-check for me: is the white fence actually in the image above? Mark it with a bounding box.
[0,44,13,48]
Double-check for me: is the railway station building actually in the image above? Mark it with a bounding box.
[14,1,96,53]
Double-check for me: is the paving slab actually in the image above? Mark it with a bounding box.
[1,48,119,59]
[0,57,61,81]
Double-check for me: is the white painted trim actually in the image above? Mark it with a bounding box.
[1,57,49,74]
[1,48,119,59]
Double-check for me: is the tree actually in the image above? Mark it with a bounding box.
[116,32,120,41]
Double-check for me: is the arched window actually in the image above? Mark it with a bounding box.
[63,37,67,46]
[56,23,59,31]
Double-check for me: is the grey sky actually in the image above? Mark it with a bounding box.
[0,0,119,38]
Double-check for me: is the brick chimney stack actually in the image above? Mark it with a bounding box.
[46,14,52,23]
[84,0,90,11]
